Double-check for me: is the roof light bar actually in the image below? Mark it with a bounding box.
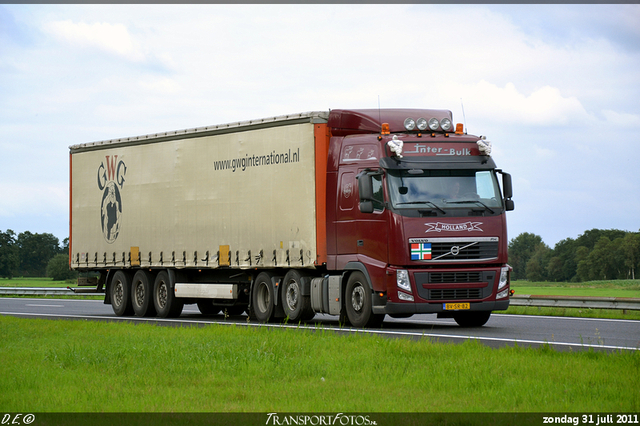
[403,118,416,131]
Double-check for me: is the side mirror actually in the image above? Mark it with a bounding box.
[357,171,374,201]
[502,173,513,199]
[501,172,514,211]
[356,170,376,214]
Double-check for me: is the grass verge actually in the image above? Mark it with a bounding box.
[0,315,638,413]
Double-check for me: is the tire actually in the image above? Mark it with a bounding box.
[197,300,221,316]
[110,270,134,317]
[251,272,275,323]
[281,270,314,322]
[153,270,183,318]
[131,270,157,317]
[453,311,491,327]
[344,271,384,328]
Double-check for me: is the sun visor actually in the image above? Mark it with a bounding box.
[379,156,496,170]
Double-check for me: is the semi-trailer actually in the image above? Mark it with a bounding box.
[69,108,514,327]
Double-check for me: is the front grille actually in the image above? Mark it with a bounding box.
[430,241,498,261]
[414,271,492,302]
[430,272,482,283]
[429,288,483,300]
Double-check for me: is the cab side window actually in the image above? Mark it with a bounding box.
[372,175,384,212]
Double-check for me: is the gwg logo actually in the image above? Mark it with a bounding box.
[97,155,126,243]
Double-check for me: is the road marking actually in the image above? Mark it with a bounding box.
[1,310,638,352]
[493,313,640,324]
[25,304,65,308]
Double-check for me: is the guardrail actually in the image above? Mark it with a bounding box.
[0,287,104,296]
[1,288,639,311]
[510,294,640,311]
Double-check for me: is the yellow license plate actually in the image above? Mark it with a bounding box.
[443,303,470,310]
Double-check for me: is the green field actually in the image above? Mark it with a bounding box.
[0,315,638,413]
[0,277,75,287]
[511,279,640,298]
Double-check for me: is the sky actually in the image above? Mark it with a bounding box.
[1,4,639,249]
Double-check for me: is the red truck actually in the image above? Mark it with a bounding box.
[69,108,514,327]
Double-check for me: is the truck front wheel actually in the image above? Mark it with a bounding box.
[251,272,274,323]
[153,270,183,318]
[110,270,134,317]
[453,311,491,327]
[344,272,384,328]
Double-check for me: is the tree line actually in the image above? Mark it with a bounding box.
[0,229,76,281]
[509,228,640,282]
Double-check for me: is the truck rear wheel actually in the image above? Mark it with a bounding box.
[453,311,491,327]
[153,270,183,318]
[110,270,134,317]
[281,270,314,322]
[344,271,384,328]
[251,272,275,323]
[131,270,156,317]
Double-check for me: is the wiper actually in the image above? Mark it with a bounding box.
[444,199,495,214]
[396,201,446,215]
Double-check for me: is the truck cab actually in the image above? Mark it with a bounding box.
[325,109,514,327]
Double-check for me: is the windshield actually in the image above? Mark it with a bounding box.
[387,169,503,210]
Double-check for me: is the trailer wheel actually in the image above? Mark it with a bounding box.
[453,311,491,327]
[153,270,183,318]
[131,270,157,317]
[281,270,314,322]
[110,270,134,317]
[345,271,384,328]
[251,272,275,323]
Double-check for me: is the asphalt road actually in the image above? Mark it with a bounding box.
[1,297,638,352]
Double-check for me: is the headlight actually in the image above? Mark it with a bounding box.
[428,117,440,131]
[416,117,428,131]
[498,266,509,290]
[396,269,411,292]
[440,118,452,132]
[404,118,416,131]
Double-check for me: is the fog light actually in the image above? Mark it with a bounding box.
[398,291,414,302]
[496,288,509,299]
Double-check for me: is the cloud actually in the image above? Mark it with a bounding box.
[452,81,593,128]
[602,110,640,128]
[44,20,145,62]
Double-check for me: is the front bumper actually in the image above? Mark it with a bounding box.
[373,299,510,315]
